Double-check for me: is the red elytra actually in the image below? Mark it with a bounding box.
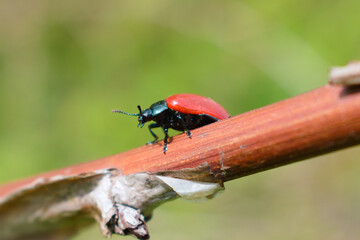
[165,94,230,120]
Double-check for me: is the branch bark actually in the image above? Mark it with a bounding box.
[1,84,360,197]
[1,81,360,240]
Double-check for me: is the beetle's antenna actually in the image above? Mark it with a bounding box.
[112,110,139,116]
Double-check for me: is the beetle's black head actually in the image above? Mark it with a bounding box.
[136,105,153,127]
[112,105,153,128]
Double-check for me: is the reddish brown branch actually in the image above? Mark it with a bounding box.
[1,84,360,198]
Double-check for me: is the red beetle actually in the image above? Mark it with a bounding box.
[113,94,230,153]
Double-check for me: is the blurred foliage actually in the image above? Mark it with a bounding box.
[0,0,360,239]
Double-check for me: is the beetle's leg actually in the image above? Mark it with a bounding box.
[175,113,192,138]
[146,123,160,145]
[162,126,169,154]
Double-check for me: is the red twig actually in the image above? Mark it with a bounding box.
[1,84,360,198]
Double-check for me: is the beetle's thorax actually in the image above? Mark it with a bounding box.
[149,100,168,115]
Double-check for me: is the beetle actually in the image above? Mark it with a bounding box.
[113,94,230,153]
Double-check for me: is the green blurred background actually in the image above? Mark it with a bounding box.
[1,0,360,239]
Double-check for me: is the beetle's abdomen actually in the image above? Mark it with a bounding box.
[169,113,218,131]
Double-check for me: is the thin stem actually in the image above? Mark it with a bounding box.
[1,84,360,197]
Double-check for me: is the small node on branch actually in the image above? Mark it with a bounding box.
[329,61,360,85]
